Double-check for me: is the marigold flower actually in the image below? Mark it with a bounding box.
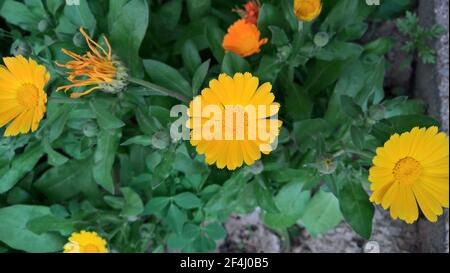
[64,231,108,253]
[57,27,128,99]
[369,127,449,224]
[223,19,268,58]
[0,55,49,137]
[187,72,282,171]
[294,0,322,22]
[234,1,261,25]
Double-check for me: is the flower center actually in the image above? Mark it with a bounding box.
[17,83,39,108]
[393,157,422,184]
[82,244,101,253]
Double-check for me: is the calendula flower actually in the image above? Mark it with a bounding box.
[57,27,128,99]
[369,127,449,224]
[187,72,282,171]
[234,1,261,25]
[0,55,49,137]
[223,19,268,58]
[64,231,108,253]
[294,0,322,22]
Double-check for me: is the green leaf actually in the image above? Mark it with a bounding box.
[293,119,332,151]
[269,26,289,47]
[350,126,365,149]
[35,158,95,202]
[56,0,96,33]
[90,100,125,130]
[341,95,364,119]
[221,52,251,76]
[93,129,121,193]
[204,223,226,240]
[143,59,192,97]
[301,190,343,237]
[338,181,374,239]
[192,59,210,95]
[316,41,363,61]
[121,135,153,146]
[256,55,284,83]
[280,0,298,31]
[27,215,74,236]
[0,205,65,253]
[206,24,225,62]
[157,0,182,30]
[182,39,202,76]
[46,0,64,16]
[372,115,440,143]
[253,179,279,214]
[43,138,68,167]
[104,196,125,209]
[109,0,149,77]
[0,0,40,31]
[120,187,144,217]
[166,204,186,234]
[173,192,202,209]
[143,197,170,215]
[262,181,311,229]
[0,144,44,194]
[303,59,350,96]
[187,0,211,20]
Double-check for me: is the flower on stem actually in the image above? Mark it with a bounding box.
[0,55,49,137]
[294,0,322,22]
[187,72,282,171]
[223,19,268,58]
[63,230,108,253]
[369,127,449,224]
[57,27,128,99]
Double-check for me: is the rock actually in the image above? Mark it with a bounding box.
[220,209,281,253]
[415,0,449,253]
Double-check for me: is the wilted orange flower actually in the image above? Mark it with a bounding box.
[234,1,261,25]
[223,19,268,58]
[57,27,127,99]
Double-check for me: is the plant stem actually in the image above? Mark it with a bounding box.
[129,77,190,103]
[333,148,374,160]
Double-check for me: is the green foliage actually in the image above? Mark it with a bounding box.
[396,11,446,64]
[0,0,440,253]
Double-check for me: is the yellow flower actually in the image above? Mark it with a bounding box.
[222,19,268,58]
[369,127,449,224]
[187,72,282,171]
[294,0,322,22]
[57,27,127,99]
[64,231,108,253]
[0,55,49,137]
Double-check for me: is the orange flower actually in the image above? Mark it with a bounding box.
[57,27,127,99]
[223,19,268,58]
[234,1,261,25]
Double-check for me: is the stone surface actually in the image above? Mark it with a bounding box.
[220,209,281,253]
[291,208,418,253]
[416,0,449,253]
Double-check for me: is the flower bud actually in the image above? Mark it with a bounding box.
[249,160,264,175]
[314,32,329,47]
[38,19,50,32]
[99,59,129,94]
[316,155,337,175]
[10,40,31,57]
